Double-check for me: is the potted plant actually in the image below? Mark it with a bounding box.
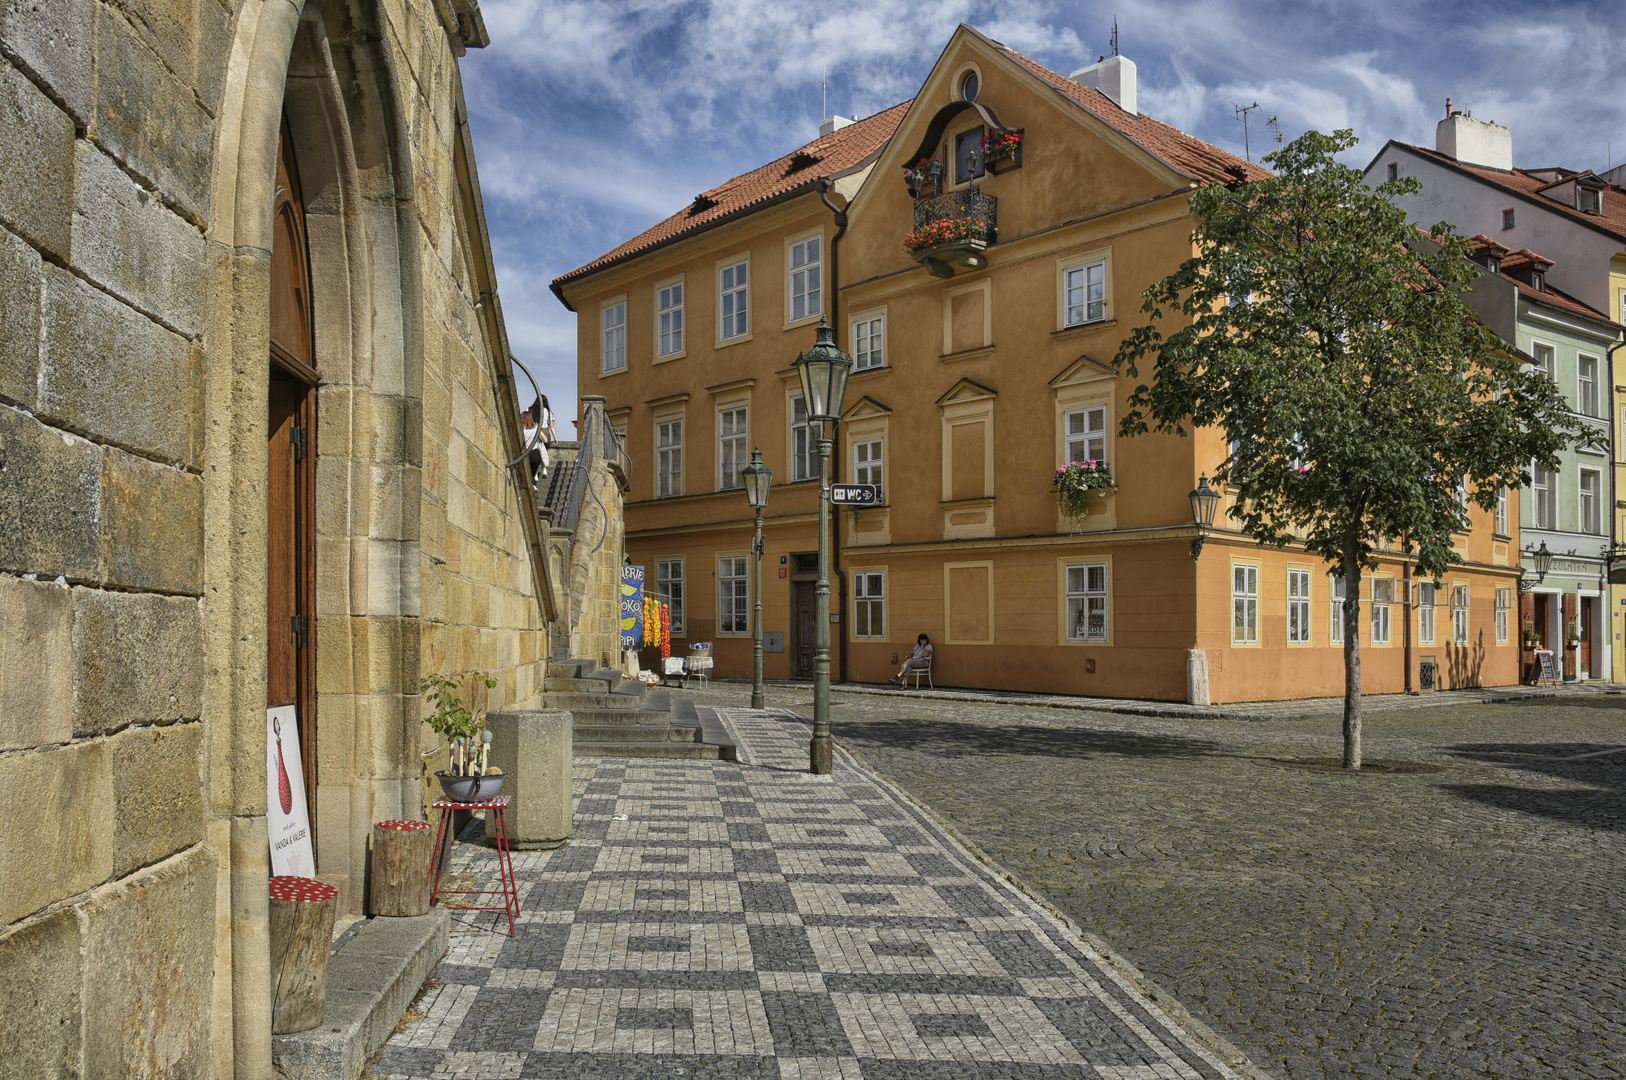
[1566,623,1582,648]
[981,128,1023,173]
[903,215,991,258]
[1053,459,1115,523]
[903,156,944,196]
[421,669,503,803]
[1522,623,1539,647]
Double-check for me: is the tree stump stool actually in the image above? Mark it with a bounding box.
[268,876,338,1034]
[370,819,433,916]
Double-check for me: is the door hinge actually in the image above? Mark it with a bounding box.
[291,425,308,461]
[291,613,308,650]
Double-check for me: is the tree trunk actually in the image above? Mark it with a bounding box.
[1342,535,1363,770]
[269,875,338,1034]
[370,820,433,916]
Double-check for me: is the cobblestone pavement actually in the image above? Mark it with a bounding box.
[373,706,1252,1079]
[675,682,1626,1080]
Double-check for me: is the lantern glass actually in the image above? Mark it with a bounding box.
[1189,475,1220,529]
[743,446,772,509]
[1534,541,1553,579]
[794,318,854,423]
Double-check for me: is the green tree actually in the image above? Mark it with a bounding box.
[1113,130,1580,768]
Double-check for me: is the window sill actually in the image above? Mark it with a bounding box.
[1051,319,1116,341]
[716,333,754,349]
[940,345,994,364]
[782,313,825,333]
[939,496,994,509]
[653,351,687,364]
[600,366,628,378]
[851,365,889,380]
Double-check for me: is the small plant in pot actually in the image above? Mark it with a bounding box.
[1522,623,1539,646]
[421,670,503,803]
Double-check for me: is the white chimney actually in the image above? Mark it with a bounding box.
[819,114,856,138]
[1436,112,1511,172]
[1069,54,1137,116]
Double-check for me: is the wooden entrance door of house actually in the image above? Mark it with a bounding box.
[1579,596,1594,677]
[790,580,816,679]
[1533,594,1553,650]
[268,115,319,838]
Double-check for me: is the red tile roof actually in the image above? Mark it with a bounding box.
[1397,143,1626,242]
[1466,233,1511,257]
[1499,248,1554,274]
[979,32,1271,186]
[551,103,911,298]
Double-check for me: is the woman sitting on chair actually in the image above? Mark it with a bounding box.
[888,634,933,686]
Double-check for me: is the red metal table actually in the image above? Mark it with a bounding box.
[429,794,518,936]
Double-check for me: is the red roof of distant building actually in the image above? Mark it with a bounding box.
[1397,143,1626,242]
[551,104,911,297]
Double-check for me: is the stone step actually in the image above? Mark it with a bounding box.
[587,668,625,691]
[550,676,623,694]
[574,724,703,744]
[569,709,673,727]
[573,741,724,760]
[549,692,640,711]
[548,658,598,679]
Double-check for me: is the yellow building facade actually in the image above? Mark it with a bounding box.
[555,27,1523,703]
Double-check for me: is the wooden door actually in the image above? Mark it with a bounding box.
[1580,597,1594,676]
[791,581,815,679]
[268,115,319,840]
[1533,594,1552,650]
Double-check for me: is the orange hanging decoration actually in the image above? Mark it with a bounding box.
[660,604,671,660]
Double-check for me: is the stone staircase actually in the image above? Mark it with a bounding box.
[549,659,736,760]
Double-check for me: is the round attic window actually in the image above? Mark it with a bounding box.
[960,71,979,101]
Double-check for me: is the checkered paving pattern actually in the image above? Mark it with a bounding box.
[373,709,1247,1079]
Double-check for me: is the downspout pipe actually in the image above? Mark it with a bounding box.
[818,178,850,685]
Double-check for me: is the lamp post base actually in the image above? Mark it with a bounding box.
[809,736,832,775]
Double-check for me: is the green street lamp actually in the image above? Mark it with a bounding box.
[742,446,773,710]
[1189,474,1220,560]
[793,317,853,775]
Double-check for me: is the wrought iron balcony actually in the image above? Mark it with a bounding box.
[908,190,997,278]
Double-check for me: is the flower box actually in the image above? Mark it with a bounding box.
[981,129,1023,175]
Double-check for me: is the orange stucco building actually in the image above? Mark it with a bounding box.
[552,26,1523,703]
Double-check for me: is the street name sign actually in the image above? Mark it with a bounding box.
[830,484,879,506]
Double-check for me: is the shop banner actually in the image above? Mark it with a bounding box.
[621,565,645,649]
[267,705,314,876]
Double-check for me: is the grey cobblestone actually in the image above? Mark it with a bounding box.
[679,681,1626,1079]
[375,702,1252,1079]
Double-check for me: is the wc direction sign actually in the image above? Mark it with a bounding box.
[830,483,879,506]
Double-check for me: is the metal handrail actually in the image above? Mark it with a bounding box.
[913,188,998,233]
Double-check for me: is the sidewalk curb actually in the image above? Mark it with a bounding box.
[832,733,1276,1080]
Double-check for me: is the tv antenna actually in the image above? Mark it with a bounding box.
[1110,17,1119,56]
[822,63,827,119]
[1266,114,1283,150]
[1233,101,1261,162]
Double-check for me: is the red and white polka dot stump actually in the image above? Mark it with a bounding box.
[268,875,338,1034]
[429,794,518,936]
[370,819,434,917]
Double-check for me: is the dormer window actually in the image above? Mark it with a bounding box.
[1482,257,1500,275]
[1578,186,1603,214]
[1531,270,1545,291]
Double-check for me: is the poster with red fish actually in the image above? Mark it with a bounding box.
[266,705,314,876]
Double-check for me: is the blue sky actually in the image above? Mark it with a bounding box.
[461,0,1626,427]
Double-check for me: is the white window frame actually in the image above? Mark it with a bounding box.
[1287,568,1311,645]
[1232,563,1259,645]
[1061,258,1108,328]
[1329,573,1346,646]
[656,278,684,359]
[1580,467,1601,534]
[717,405,748,490]
[718,555,749,635]
[789,394,816,483]
[1451,584,1470,645]
[1064,405,1108,465]
[1371,578,1393,645]
[1495,486,1508,535]
[1533,463,1558,530]
[852,311,885,371]
[1418,581,1436,646]
[786,231,822,325]
[601,297,627,373]
[1531,341,1555,383]
[853,570,886,639]
[656,559,685,635]
[655,415,683,499]
[718,256,750,342]
[1578,353,1599,417]
[1065,562,1110,642]
[1495,587,1510,644]
[853,436,883,503]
